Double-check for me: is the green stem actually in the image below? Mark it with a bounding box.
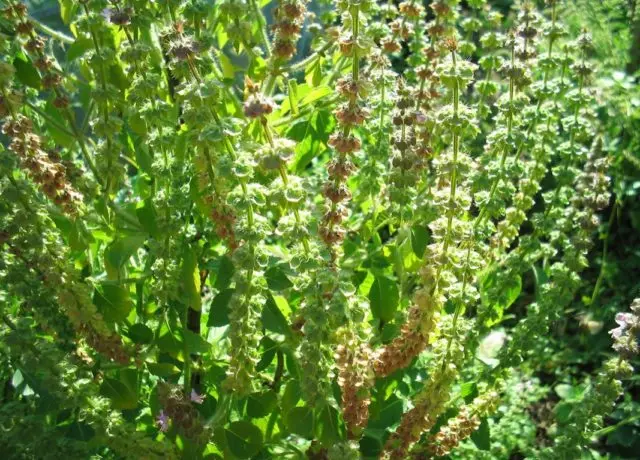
[31,17,74,44]
[287,40,335,73]
[589,199,617,306]
[249,0,272,58]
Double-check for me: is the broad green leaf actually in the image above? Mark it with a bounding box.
[224,421,263,459]
[411,225,430,258]
[265,265,293,291]
[281,380,301,415]
[183,330,210,354]
[370,395,404,429]
[128,323,153,344]
[147,362,180,377]
[261,295,290,336]
[207,288,234,327]
[136,200,159,237]
[256,337,277,371]
[59,0,78,24]
[480,266,522,327]
[299,86,331,107]
[471,418,491,451]
[214,255,234,289]
[105,236,145,274]
[67,38,93,61]
[109,63,130,90]
[93,284,134,323]
[286,406,313,438]
[368,275,399,322]
[67,422,95,441]
[44,102,75,148]
[13,55,41,89]
[360,435,383,457]
[219,53,235,79]
[100,378,138,410]
[317,404,341,446]
[156,331,182,354]
[246,391,277,418]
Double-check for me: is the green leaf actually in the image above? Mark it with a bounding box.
[207,288,234,327]
[368,275,399,322]
[105,236,145,273]
[128,323,153,344]
[67,38,93,61]
[281,380,301,416]
[532,264,549,301]
[261,295,290,336]
[300,86,331,107]
[44,102,75,148]
[219,53,235,79]
[214,256,234,290]
[67,422,95,441]
[156,331,182,354]
[287,79,299,114]
[256,337,277,371]
[411,225,429,257]
[471,418,490,451]
[93,284,134,323]
[480,266,522,327]
[265,266,293,291]
[136,200,159,237]
[317,404,341,446]
[59,0,78,24]
[109,63,130,90]
[13,55,41,89]
[99,378,138,410]
[224,421,263,459]
[370,395,404,429]
[147,362,180,377]
[246,391,277,418]
[286,406,313,438]
[183,330,210,354]
[181,248,202,312]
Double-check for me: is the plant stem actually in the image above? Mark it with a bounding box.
[589,199,617,306]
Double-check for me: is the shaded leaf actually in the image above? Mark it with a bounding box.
[369,275,399,322]
[224,421,263,459]
[100,378,137,410]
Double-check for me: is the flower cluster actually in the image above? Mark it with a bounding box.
[156,383,207,442]
[1,111,82,215]
[540,298,638,459]
[610,298,640,358]
[272,0,308,61]
[2,2,70,107]
[319,0,371,248]
[336,329,373,439]
[421,389,500,457]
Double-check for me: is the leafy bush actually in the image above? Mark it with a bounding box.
[0,0,638,459]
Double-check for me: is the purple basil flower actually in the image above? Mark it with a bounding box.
[156,410,169,432]
[190,389,205,404]
[101,8,112,21]
[609,312,634,339]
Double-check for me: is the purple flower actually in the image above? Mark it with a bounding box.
[156,410,169,432]
[190,389,205,404]
[609,312,634,339]
[101,8,112,21]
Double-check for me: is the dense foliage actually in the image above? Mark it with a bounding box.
[0,0,639,459]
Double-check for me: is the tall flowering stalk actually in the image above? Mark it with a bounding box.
[540,298,639,459]
[373,37,477,377]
